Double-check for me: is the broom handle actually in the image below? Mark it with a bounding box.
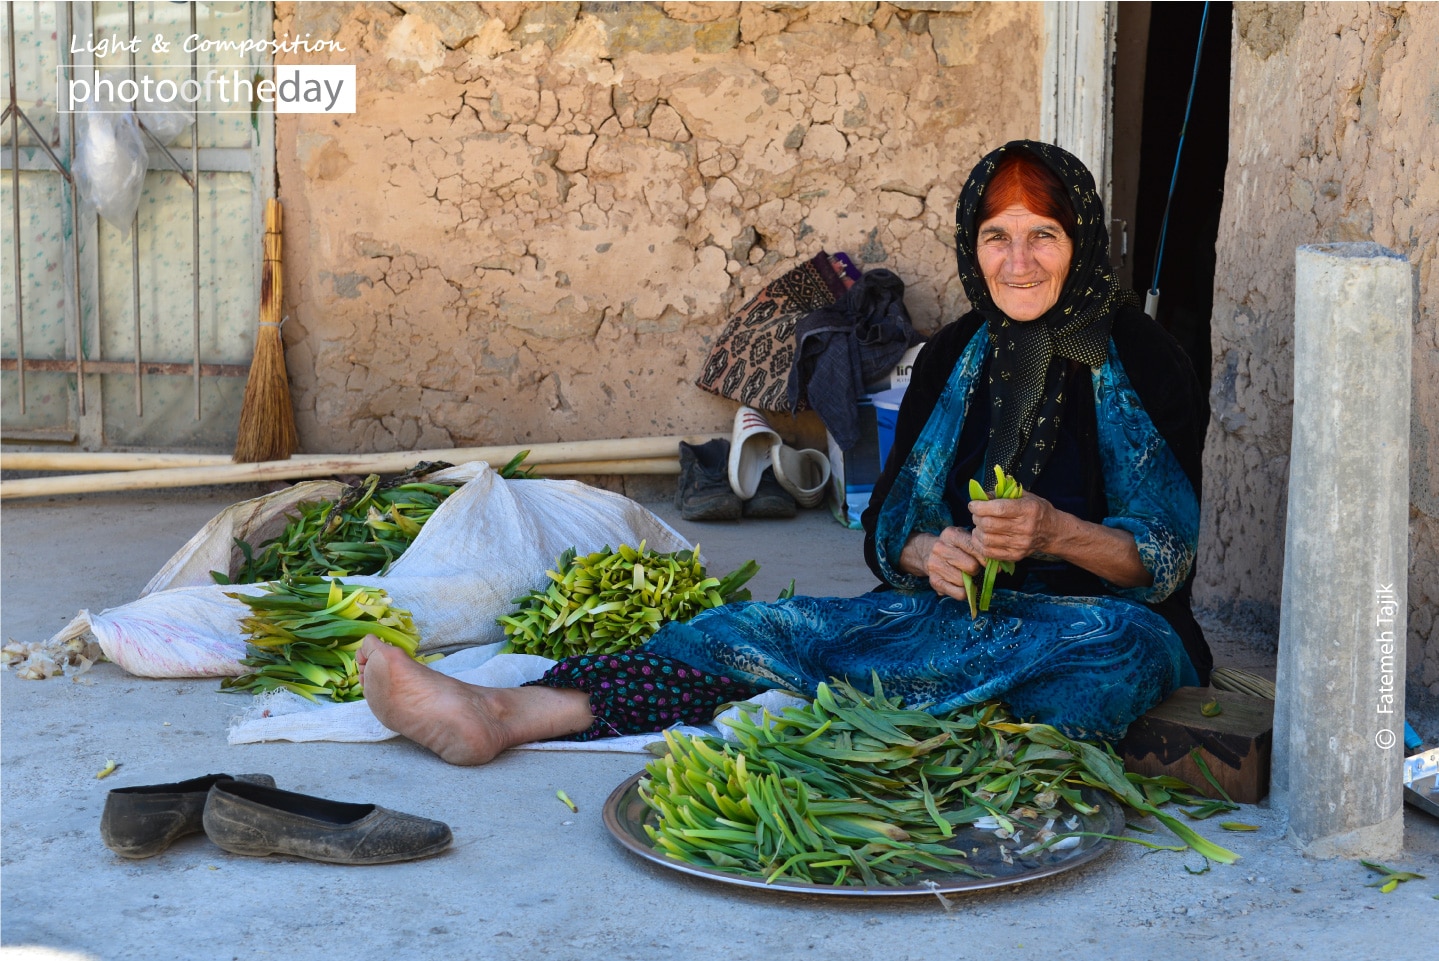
[261,199,282,328]
[232,195,296,463]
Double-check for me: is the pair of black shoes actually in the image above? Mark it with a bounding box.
[100,773,452,864]
[676,439,795,521]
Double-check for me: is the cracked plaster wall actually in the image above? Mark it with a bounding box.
[272,1,1039,460]
[1201,3,1439,691]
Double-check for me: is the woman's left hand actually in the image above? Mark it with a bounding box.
[969,490,1153,588]
[968,492,1056,562]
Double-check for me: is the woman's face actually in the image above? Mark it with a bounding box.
[976,204,1073,322]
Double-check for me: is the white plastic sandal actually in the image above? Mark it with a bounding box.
[771,443,832,508]
[728,406,782,499]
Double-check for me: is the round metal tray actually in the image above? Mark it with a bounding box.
[602,770,1125,897]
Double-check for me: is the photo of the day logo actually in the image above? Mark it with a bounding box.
[64,65,355,114]
[270,65,354,113]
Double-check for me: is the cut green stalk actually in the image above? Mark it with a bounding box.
[1186,748,1237,805]
[965,466,1025,615]
[1360,859,1425,892]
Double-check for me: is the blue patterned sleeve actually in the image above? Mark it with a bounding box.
[1092,347,1200,603]
[871,330,989,590]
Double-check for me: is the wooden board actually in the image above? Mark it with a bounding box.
[1118,686,1274,804]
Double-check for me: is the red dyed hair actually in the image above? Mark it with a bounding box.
[977,148,1076,239]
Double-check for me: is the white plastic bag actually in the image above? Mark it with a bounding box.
[47,464,693,678]
[73,101,148,234]
[136,104,192,145]
[140,478,348,596]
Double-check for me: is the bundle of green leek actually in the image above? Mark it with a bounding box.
[499,543,760,659]
[221,577,435,702]
[214,454,532,585]
[641,678,1241,887]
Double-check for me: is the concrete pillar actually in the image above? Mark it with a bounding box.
[1272,243,1412,859]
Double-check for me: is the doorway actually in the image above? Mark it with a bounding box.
[1111,1,1232,397]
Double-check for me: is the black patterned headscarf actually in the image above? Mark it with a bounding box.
[953,140,1138,492]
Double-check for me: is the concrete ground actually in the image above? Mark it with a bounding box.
[1,484,1435,961]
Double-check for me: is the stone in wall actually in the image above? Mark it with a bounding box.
[274,1,1039,457]
[1204,3,1439,690]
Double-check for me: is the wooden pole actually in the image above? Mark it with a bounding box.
[527,458,679,477]
[0,436,714,499]
[0,434,718,474]
[3,451,238,471]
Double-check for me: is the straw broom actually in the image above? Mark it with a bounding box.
[233,198,298,462]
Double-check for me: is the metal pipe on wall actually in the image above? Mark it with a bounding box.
[65,1,86,416]
[190,0,201,420]
[127,1,142,416]
[5,4,26,413]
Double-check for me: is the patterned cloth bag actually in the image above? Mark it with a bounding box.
[695,252,851,412]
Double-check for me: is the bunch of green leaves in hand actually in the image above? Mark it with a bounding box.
[962,465,1024,618]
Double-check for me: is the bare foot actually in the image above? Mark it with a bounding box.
[358,636,593,766]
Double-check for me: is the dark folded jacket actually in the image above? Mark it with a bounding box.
[786,268,920,450]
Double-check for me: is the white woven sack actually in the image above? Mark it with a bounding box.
[46,464,692,678]
[141,479,348,595]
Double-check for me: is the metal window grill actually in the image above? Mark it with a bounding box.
[2,1,272,448]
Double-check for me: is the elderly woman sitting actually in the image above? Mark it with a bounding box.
[358,140,1211,764]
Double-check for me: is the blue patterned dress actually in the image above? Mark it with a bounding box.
[641,322,1201,741]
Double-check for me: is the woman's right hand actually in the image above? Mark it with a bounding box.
[900,528,986,602]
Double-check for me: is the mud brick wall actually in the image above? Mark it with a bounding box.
[1200,3,1439,692]
[272,1,1040,454]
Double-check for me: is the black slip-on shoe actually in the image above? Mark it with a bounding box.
[100,772,277,859]
[676,439,743,521]
[742,467,797,519]
[202,780,453,865]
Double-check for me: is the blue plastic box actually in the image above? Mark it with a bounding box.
[871,386,908,472]
[826,397,879,529]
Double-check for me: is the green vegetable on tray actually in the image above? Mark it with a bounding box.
[499,542,758,660]
[221,577,435,702]
[640,677,1241,887]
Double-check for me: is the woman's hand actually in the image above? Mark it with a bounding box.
[901,491,1153,599]
[971,491,1153,589]
[968,492,1057,562]
[901,529,986,602]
